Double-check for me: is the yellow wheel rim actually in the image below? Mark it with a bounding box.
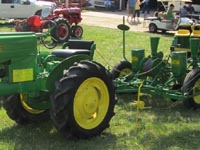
[74,77,109,130]
[193,78,200,104]
[119,68,131,77]
[20,94,45,114]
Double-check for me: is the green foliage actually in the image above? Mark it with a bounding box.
[1,25,200,150]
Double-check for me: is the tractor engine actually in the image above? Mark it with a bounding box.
[53,7,82,25]
[15,20,30,32]
[0,32,38,84]
[0,32,116,140]
[15,16,42,32]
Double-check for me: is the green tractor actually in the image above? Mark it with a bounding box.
[0,32,116,139]
[112,22,200,109]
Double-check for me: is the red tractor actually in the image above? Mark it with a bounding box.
[15,7,83,48]
[53,7,83,38]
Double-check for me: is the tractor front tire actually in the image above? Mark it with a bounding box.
[40,20,57,49]
[181,68,200,109]
[149,23,157,33]
[50,60,116,138]
[3,94,49,124]
[111,61,132,79]
[71,25,83,38]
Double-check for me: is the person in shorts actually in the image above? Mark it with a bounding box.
[142,0,150,14]
[133,0,141,23]
[127,0,136,24]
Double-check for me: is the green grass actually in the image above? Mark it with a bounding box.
[1,24,200,150]
[81,25,173,67]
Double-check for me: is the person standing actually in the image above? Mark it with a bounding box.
[126,0,136,24]
[142,0,150,14]
[186,3,195,14]
[125,0,128,8]
[133,0,141,23]
[104,0,115,12]
[180,5,188,17]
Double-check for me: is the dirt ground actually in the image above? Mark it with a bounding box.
[81,10,153,32]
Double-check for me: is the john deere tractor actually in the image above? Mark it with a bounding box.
[0,32,116,139]
[112,22,200,108]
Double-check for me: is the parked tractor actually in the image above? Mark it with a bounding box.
[15,7,83,48]
[112,21,200,109]
[0,32,116,138]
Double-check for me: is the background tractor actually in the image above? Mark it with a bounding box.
[15,7,83,48]
[112,21,200,109]
[0,32,116,138]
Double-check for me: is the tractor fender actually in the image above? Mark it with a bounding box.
[46,54,90,92]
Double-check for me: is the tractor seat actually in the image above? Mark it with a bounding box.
[52,40,94,58]
[191,25,200,37]
[51,49,90,58]
[177,23,192,33]
[191,30,200,37]
[175,29,190,37]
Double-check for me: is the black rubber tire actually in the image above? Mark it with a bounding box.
[40,20,57,49]
[50,60,116,139]
[111,61,132,79]
[35,10,42,16]
[3,94,49,124]
[51,18,70,43]
[161,30,166,33]
[70,25,76,37]
[41,37,57,49]
[71,25,83,38]
[141,58,154,76]
[181,68,200,109]
[149,23,157,33]
[141,58,168,82]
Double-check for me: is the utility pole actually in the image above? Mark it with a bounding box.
[119,0,122,10]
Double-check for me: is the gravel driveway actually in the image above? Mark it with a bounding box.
[81,10,152,32]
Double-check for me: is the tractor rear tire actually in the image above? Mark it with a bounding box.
[50,60,116,139]
[51,18,70,43]
[3,94,49,124]
[111,61,132,79]
[181,68,200,109]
